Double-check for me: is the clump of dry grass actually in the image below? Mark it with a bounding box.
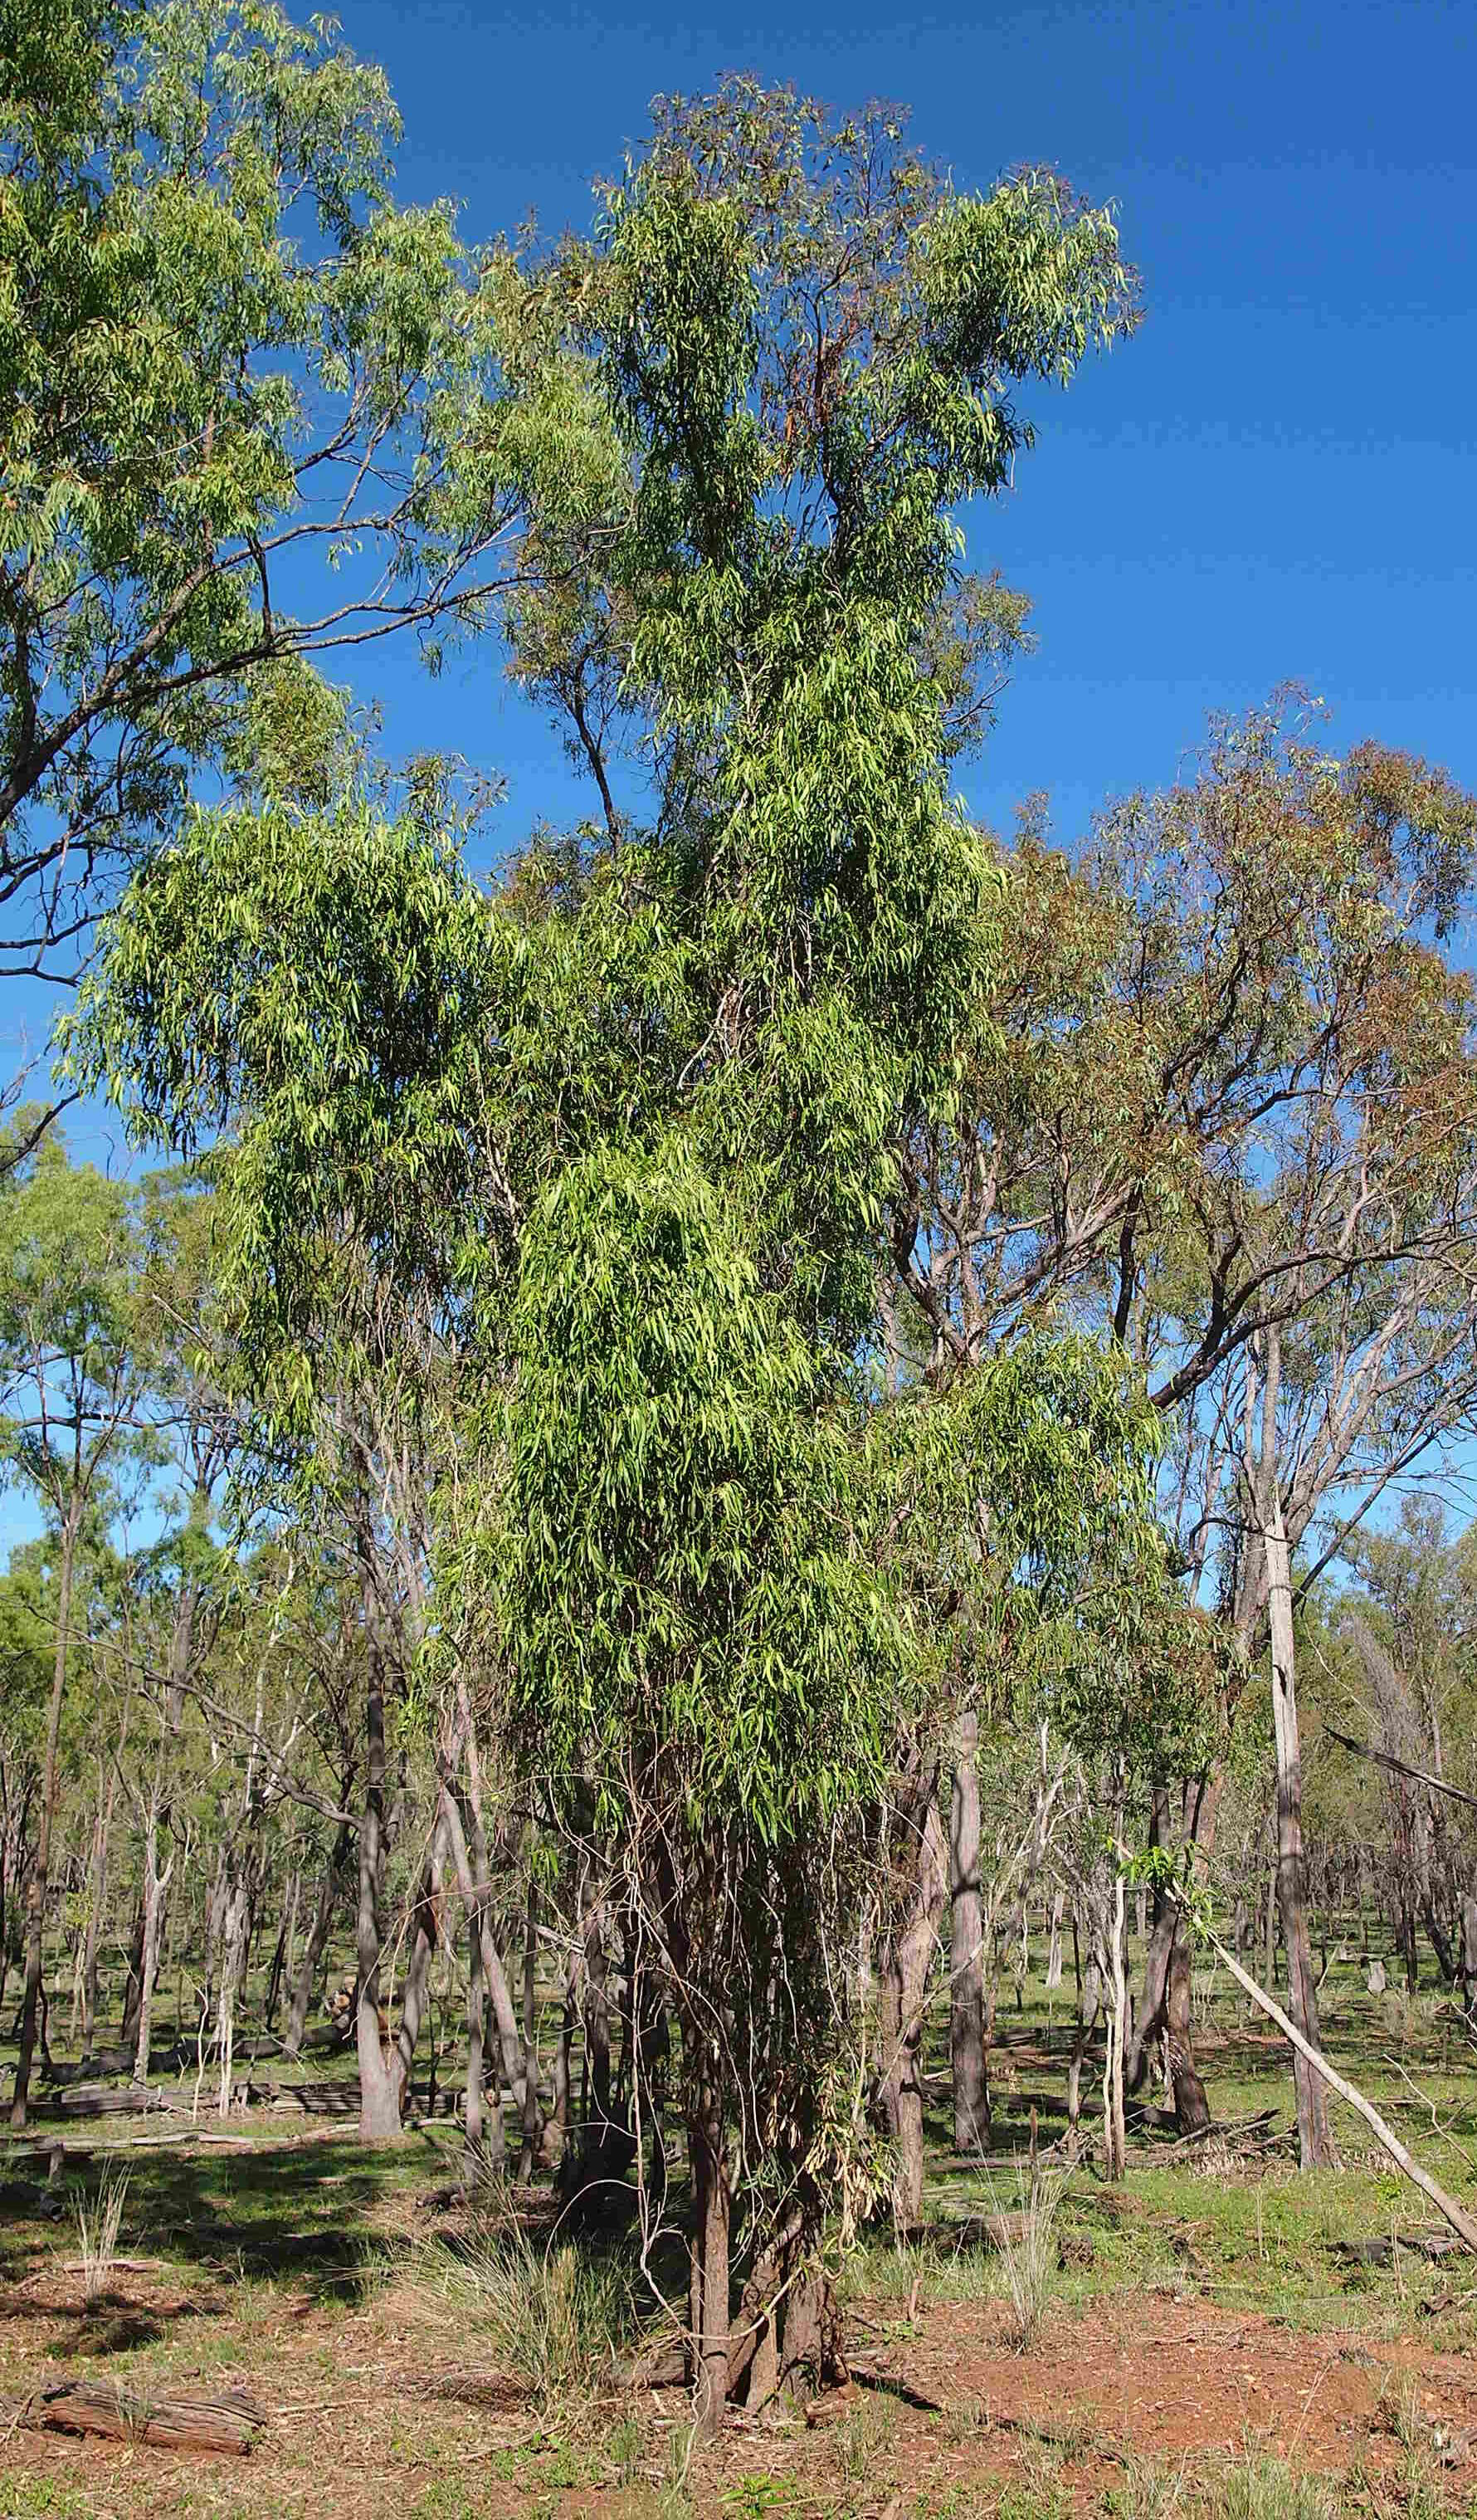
[74,2163,129,2303]
[417,2205,635,2406]
[987,2159,1069,2352]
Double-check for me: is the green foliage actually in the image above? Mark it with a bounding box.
[0,0,509,969]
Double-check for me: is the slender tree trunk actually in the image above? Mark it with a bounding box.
[391,1805,451,2116]
[1265,1484,1332,2168]
[80,1755,118,2059]
[440,1784,524,2095]
[1045,1889,1065,1991]
[285,1809,352,2058]
[690,2083,730,2439]
[355,1611,402,2145]
[133,1801,173,2086]
[12,1495,80,2128]
[518,1881,541,2179]
[1103,1851,1128,2181]
[948,1712,988,2152]
[584,1897,613,2159]
[880,1759,947,2229]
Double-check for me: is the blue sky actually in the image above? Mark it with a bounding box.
[337,0,1477,857]
[5,0,1476,1554]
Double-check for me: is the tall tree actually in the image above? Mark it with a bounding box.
[72,81,1141,2422]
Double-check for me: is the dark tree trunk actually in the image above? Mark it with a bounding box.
[285,1811,351,2058]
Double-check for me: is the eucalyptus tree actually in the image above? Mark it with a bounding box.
[896,702,1477,2139]
[0,0,514,1002]
[71,81,1141,2425]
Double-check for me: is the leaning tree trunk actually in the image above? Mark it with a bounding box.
[1265,1479,1332,2169]
[12,1493,81,2129]
[948,1711,989,2153]
[879,1755,947,2229]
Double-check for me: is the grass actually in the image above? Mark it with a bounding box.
[72,2161,129,2303]
[415,2200,637,2405]
[986,2158,1070,2351]
[3,1919,1477,2516]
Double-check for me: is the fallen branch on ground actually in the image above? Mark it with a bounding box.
[1206,1930,1477,2251]
[12,2381,266,2454]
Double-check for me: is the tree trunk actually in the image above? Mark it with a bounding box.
[880,1758,947,2228]
[1127,1780,1215,2131]
[285,1809,352,2059]
[12,1495,80,2128]
[133,1802,173,2086]
[948,1712,988,2153]
[80,1755,118,2060]
[439,1783,524,2096]
[1265,1485,1332,2169]
[355,1615,402,2145]
[690,2086,730,2438]
[391,1806,451,2117]
[263,1867,300,2032]
[1045,1889,1065,1991]
[518,1880,541,2179]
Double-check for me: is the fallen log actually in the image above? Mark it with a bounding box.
[16,2381,266,2454]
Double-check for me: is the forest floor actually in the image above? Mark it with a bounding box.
[4,1966,1477,2519]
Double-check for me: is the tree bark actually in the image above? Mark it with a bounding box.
[12,1492,81,2128]
[391,1803,451,2117]
[1265,1478,1332,2168]
[880,1757,947,2228]
[133,1800,173,2086]
[690,2086,731,2438]
[355,1608,402,2145]
[948,1712,989,2152]
[285,1808,353,2059]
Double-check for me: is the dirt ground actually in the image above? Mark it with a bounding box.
[4,2259,1475,2519]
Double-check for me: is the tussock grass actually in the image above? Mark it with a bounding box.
[986,2158,1069,2352]
[74,2163,129,2303]
[416,2206,636,2406]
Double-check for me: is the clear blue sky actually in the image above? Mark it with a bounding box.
[5,0,1476,1553]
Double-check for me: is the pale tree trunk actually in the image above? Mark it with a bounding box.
[355,1605,402,2144]
[133,1799,174,2085]
[1265,1477,1332,2166]
[690,2083,730,2439]
[80,1753,119,2058]
[948,1712,988,2152]
[880,1756,947,2229]
[12,1492,81,2129]
[390,1802,451,2117]
[1045,1890,1065,1990]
